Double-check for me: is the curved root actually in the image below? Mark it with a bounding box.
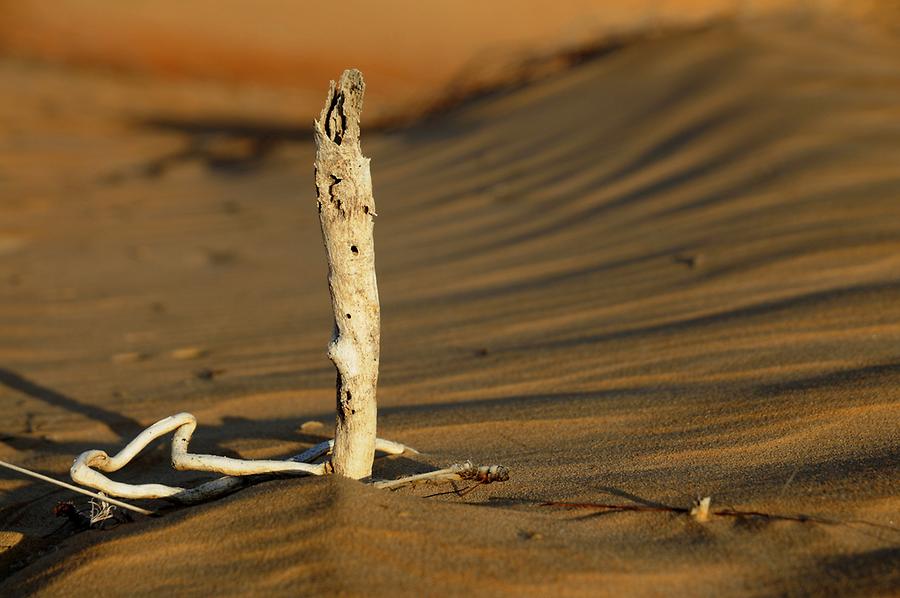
[71,412,417,503]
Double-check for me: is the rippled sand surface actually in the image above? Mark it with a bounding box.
[1,16,899,597]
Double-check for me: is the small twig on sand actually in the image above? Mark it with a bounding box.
[314,68,381,479]
[374,461,509,491]
[0,459,154,516]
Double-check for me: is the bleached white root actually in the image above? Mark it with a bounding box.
[71,413,323,500]
[70,412,417,503]
[374,461,510,491]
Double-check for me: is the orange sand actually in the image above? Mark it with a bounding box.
[0,1,893,119]
[1,8,899,597]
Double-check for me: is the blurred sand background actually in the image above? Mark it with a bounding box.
[1,1,899,596]
[0,0,894,120]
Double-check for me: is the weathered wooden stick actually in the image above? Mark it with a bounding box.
[314,69,380,479]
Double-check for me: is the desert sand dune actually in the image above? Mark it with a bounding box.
[1,12,899,598]
[0,0,893,119]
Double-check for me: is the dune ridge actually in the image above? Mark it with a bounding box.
[1,1,896,122]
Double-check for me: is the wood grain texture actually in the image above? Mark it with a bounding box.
[313,69,380,479]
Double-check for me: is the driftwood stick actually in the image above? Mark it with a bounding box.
[314,69,380,479]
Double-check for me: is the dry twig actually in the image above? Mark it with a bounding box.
[0,458,154,516]
[374,461,509,491]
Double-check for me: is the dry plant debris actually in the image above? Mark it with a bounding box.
[374,461,510,493]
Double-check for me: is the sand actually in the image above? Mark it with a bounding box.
[1,1,893,119]
[1,10,899,598]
